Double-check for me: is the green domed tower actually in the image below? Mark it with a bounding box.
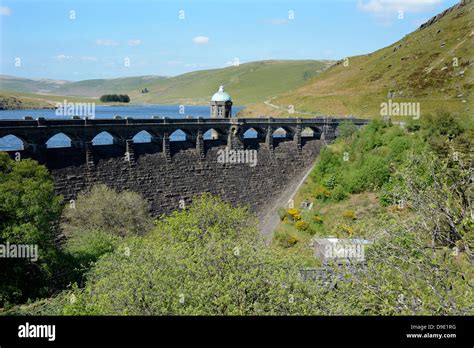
[210,85,233,118]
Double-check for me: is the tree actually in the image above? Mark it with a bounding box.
[62,194,322,315]
[0,153,63,306]
[61,184,153,262]
[99,94,130,103]
[337,120,358,139]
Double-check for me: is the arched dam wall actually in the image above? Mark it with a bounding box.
[45,138,322,219]
[1,117,369,220]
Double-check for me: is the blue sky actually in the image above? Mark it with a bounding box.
[0,0,459,80]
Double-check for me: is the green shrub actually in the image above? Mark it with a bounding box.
[359,155,391,190]
[312,215,323,224]
[286,208,301,221]
[342,210,357,220]
[314,185,332,200]
[64,229,120,264]
[61,184,153,238]
[295,220,310,231]
[331,185,348,201]
[62,194,320,315]
[337,120,358,139]
[0,153,63,306]
[277,207,287,221]
[339,224,354,237]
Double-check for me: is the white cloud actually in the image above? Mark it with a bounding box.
[192,36,210,44]
[357,0,442,14]
[0,6,11,16]
[96,39,119,46]
[128,39,142,46]
[54,54,73,61]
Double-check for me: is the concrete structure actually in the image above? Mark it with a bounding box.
[0,116,368,219]
[210,85,233,118]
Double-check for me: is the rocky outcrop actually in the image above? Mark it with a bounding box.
[418,0,471,31]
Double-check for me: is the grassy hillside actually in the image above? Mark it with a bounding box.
[0,75,70,94]
[129,60,332,105]
[51,75,167,98]
[0,60,331,107]
[242,1,473,118]
[0,90,109,110]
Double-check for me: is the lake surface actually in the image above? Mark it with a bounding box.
[0,104,245,150]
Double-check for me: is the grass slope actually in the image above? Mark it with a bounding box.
[242,1,473,118]
[130,60,332,105]
[0,60,331,107]
[0,75,70,94]
[0,91,110,110]
[51,76,167,98]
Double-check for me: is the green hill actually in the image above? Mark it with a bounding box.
[0,75,70,94]
[51,75,167,98]
[242,0,473,118]
[0,90,110,110]
[0,60,332,107]
[128,60,332,105]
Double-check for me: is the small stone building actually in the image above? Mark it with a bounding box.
[210,85,233,118]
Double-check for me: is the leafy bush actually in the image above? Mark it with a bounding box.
[331,184,348,201]
[337,120,358,139]
[342,210,356,220]
[61,194,320,315]
[339,225,354,237]
[61,185,153,238]
[0,153,63,306]
[314,185,331,200]
[286,208,301,221]
[64,229,120,264]
[277,207,287,221]
[312,215,323,224]
[295,220,310,231]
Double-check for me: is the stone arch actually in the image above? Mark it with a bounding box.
[92,131,119,146]
[272,127,292,139]
[0,134,26,151]
[169,128,191,142]
[46,132,73,148]
[202,127,225,140]
[302,126,322,137]
[132,130,154,143]
[243,127,265,139]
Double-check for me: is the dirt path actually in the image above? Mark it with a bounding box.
[263,98,322,116]
[259,161,316,243]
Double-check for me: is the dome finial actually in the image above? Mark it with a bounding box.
[219,85,224,92]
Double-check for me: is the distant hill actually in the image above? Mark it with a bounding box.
[0,75,70,94]
[0,60,332,107]
[128,60,332,105]
[242,0,473,118]
[0,90,108,110]
[50,76,167,98]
